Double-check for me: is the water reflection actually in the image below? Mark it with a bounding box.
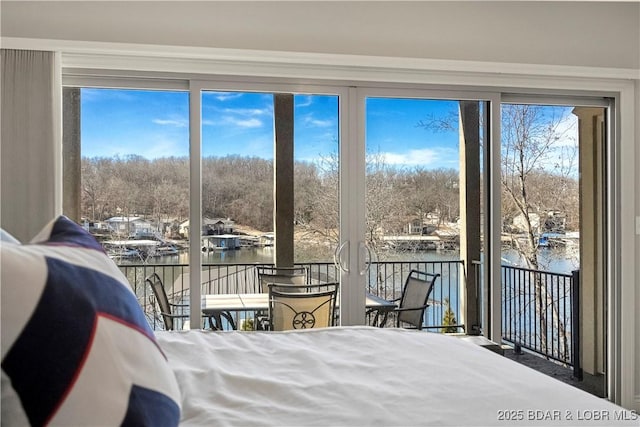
[119,244,579,275]
[118,246,276,266]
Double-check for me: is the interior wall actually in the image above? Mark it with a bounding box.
[0,49,57,241]
[636,81,640,406]
[1,0,639,409]
[1,1,639,71]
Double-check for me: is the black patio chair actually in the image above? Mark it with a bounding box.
[256,266,308,293]
[371,270,440,330]
[146,273,235,330]
[253,266,309,330]
[267,282,339,331]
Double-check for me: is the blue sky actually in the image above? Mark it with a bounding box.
[81,88,462,170]
[80,88,578,173]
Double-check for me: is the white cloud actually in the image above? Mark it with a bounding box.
[302,115,333,128]
[202,105,271,129]
[206,92,244,102]
[381,148,440,166]
[222,107,271,116]
[203,116,263,128]
[551,113,578,148]
[231,117,263,128]
[203,107,267,128]
[152,118,188,128]
[296,96,313,108]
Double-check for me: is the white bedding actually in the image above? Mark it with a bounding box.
[156,326,637,426]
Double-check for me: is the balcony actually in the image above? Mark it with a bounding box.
[114,256,609,397]
[120,259,580,374]
[122,260,464,332]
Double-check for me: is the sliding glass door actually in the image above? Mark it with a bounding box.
[499,98,610,397]
[345,89,496,329]
[185,83,346,327]
[62,70,625,404]
[66,81,610,383]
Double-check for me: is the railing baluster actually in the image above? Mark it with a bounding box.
[499,264,573,365]
[117,260,573,365]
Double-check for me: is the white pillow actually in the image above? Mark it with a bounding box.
[1,216,181,426]
[0,228,20,245]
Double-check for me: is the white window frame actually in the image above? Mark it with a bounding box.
[187,80,350,326]
[59,47,635,409]
[353,87,502,333]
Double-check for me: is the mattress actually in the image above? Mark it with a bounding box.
[155,326,637,426]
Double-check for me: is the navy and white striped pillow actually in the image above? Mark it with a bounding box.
[1,216,181,426]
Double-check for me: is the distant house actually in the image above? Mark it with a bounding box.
[178,220,189,237]
[428,212,440,223]
[105,216,156,239]
[258,233,274,247]
[404,216,438,235]
[83,220,109,233]
[543,211,567,233]
[201,234,240,251]
[82,220,111,240]
[511,211,566,235]
[204,218,235,235]
[512,212,541,234]
[178,217,235,238]
[405,219,423,235]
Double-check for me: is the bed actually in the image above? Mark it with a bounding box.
[156,326,637,426]
[1,216,637,426]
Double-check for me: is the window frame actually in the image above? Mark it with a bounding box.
[62,66,635,408]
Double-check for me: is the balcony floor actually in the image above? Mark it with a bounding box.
[503,348,605,398]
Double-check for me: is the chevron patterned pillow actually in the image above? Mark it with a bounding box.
[1,216,181,426]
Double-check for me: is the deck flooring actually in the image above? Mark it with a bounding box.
[503,347,605,397]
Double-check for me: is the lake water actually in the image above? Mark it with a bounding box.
[119,240,579,276]
[117,245,276,265]
[122,244,578,326]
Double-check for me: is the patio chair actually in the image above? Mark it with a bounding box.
[254,266,309,330]
[256,266,308,293]
[267,282,339,331]
[146,273,235,330]
[370,270,440,330]
[146,273,190,330]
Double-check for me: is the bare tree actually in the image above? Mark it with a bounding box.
[298,152,339,245]
[365,151,403,253]
[501,104,577,357]
[294,161,322,227]
[418,103,578,357]
[501,105,576,266]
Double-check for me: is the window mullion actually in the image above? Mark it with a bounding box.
[189,81,203,329]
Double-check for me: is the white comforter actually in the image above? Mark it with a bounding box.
[156,326,636,426]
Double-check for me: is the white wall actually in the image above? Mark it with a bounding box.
[1,0,639,409]
[636,80,640,409]
[1,1,639,70]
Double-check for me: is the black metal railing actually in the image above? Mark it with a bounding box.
[366,260,464,331]
[124,260,581,378]
[122,260,580,376]
[501,265,579,369]
[119,260,464,332]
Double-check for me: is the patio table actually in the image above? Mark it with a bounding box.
[201,292,397,330]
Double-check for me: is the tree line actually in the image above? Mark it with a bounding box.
[81,154,462,237]
[81,151,577,246]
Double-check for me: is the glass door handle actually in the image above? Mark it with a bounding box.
[358,241,372,276]
[333,240,350,273]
